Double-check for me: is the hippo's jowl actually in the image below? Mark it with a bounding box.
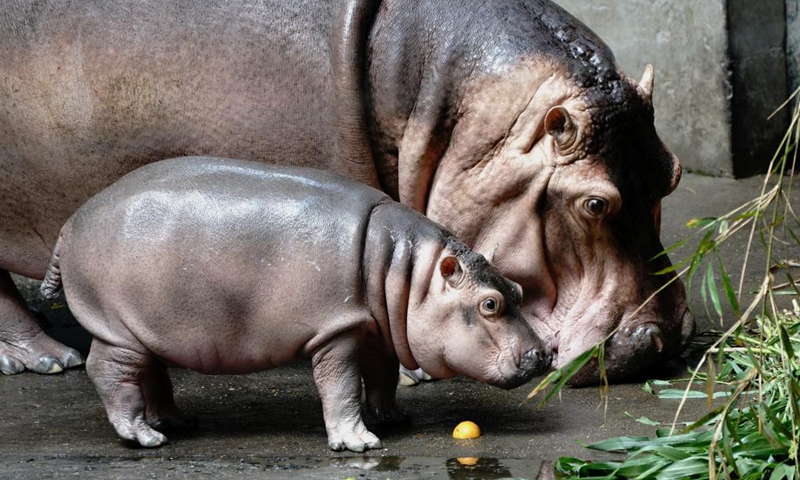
[40,157,549,451]
[1,0,693,384]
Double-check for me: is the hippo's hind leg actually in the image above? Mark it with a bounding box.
[86,338,168,447]
[141,361,197,430]
[0,269,83,374]
[312,329,382,452]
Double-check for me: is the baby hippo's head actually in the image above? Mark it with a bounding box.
[408,238,551,389]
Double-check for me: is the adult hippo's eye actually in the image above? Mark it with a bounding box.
[480,297,501,317]
[583,197,608,218]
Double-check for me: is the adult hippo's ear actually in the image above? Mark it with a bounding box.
[544,106,578,154]
[638,64,654,101]
[440,256,465,288]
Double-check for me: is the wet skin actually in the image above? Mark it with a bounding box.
[41,157,549,451]
[0,0,693,383]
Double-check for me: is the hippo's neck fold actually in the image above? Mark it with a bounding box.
[362,202,447,370]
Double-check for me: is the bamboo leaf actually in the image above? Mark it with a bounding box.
[657,389,730,399]
[706,263,724,318]
[653,458,711,479]
[526,346,597,406]
[634,416,660,426]
[717,255,740,315]
[652,236,692,261]
[768,463,795,480]
[586,436,650,453]
[778,325,795,359]
[686,217,718,229]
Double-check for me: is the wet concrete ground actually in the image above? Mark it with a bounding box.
[3,172,799,479]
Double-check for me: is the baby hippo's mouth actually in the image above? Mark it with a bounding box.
[494,347,551,390]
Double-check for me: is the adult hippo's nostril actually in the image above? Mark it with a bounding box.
[680,308,697,349]
[631,323,664,353]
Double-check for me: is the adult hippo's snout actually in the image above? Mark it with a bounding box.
[567,308,696,387]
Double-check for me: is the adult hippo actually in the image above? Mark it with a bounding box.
[0,0,694,384]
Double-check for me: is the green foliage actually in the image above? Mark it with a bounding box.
[531,93,800,479]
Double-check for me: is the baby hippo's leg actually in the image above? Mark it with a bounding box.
[312,329,381,452]
[86,338,168,447]
[360,344,409,425]
[141,361,197,430]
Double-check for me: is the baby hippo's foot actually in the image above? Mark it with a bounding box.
[0,330,84,374]
[147,406,198,430]
[371,406,410,426]
[367,400,410,426]
[111,413,168,448]
[327,425,382,452]
[398,366,433,386]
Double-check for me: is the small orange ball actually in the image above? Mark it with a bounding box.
[452,420,481,439]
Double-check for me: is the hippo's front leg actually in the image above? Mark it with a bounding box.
[360,342,409,425]
[311,329,381,452]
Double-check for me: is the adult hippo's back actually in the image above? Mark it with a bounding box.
[0,0,694,384]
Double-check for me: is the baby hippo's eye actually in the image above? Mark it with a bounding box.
[480,297,501,317]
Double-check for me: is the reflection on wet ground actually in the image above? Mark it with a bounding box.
[3,455,552,480]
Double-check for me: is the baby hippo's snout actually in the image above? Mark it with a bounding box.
[498,346,551,390]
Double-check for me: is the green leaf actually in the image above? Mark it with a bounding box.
[769,463,795,480]
[717,254,740,315]
[526,346,597,406]
[686,217,718,229]
[649,380,673,386]
[653,458,711,479]
[586,436,651,453]
[652,236,692,261]
[787,225,800,248]
[614,456,670,478]
[634,416,660,426]
[778,325,795,359]
[657,389,730,399]
[706,263,723,318]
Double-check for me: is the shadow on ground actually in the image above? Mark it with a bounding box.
[4,173,798,479]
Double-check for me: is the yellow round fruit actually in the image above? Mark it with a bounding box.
[452,421,481,439]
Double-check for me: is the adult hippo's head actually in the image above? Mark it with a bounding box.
[367,0,695,384]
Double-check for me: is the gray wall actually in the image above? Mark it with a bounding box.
[555,0,791,177]
[788,0,800,95]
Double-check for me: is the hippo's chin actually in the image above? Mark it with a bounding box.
[493,372,537,390]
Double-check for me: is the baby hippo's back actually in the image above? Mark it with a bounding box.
[58,156,389,373]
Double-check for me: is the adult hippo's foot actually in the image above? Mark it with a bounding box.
[0,270,84,374]
[398,366,434,387]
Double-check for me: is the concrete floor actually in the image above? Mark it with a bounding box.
[2,172,798,479]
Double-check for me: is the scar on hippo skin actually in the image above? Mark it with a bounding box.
[42,156,549,451]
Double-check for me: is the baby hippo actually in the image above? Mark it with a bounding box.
[41,156,549,452]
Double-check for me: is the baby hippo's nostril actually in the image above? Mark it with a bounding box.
[520,347,551,374]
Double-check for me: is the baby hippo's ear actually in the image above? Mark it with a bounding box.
[440,256,464,287]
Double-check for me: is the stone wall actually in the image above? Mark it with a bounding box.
[555,0,791,177]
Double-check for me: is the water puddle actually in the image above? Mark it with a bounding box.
[263,456,552,479]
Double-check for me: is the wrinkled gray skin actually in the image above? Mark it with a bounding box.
[0,0,693,384]
[40,157,549,452]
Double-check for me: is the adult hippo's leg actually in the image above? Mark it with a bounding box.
[0,269,83,374]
